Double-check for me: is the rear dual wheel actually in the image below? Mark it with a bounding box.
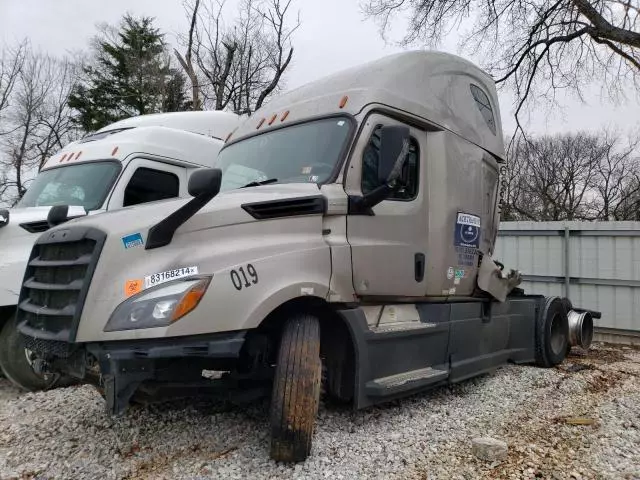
[561,298,573,357]
[534,297,570,368]
[269,314,322,463]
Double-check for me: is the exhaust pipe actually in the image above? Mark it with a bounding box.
[567,310,594,349]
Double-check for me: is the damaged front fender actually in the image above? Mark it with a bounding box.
[477,254,522,302]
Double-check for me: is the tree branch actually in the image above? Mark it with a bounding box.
[572,0,640,48]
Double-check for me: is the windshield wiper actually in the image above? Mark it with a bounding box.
[240,178,278,188]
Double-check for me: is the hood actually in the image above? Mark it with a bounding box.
[0,205,88,239]
[72,180,333,342]
[53,182,324,243]
[39,182,329,340]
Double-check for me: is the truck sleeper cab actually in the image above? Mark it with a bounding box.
[0,111,241,391]
[15,51,598,463]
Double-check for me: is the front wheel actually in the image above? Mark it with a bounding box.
[0,315,58,391]
[269,314,322,463]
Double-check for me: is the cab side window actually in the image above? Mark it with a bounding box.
[123,167,180,207]
[361,125,420,200]
[470,84,496,135]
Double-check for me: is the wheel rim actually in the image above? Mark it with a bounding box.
[24,348,55,383]
[24,348,35,367]
[549,313,566,355]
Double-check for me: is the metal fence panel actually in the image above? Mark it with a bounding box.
[495,221,640,333]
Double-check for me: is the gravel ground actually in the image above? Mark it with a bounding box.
[1,343,639,480]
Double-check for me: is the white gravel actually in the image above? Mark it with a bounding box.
[1,343,639,480]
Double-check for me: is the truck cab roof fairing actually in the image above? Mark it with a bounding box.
[232,51,505,161]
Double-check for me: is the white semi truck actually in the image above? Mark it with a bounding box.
[0,111,241,391]
[14,51,597,462]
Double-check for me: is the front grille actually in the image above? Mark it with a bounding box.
[21,334,75,358]
[17,226,106,342]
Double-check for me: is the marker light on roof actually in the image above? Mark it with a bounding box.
[75,151,82,159]
[60,154,67,162]
[268,114,277,125]
[111,146,119,156]
[281,110,290,122]
[339,96,349,108]
[256,118,266,129]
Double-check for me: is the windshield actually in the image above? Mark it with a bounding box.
[17,161,121,210]
[215,116,353,191]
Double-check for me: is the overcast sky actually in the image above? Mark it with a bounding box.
[1,0,638,137]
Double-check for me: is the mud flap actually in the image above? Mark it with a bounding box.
[103,358,154,416]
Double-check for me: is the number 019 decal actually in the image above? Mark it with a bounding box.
[230,264,259,290]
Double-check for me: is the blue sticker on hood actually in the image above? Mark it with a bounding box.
[122,232,144,249]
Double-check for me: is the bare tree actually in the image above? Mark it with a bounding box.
[362,0,640,137]
[590,130,640,219]
[498,144,529,221]
[1,51,54,201]
[175,0,204,110]
[614,176,640,220]
[504,134,598,220]
[502,129,640,221]
[0,47,80,205]
[176,0,300,114]
[0,40,28,134]
[194,0,240,111]
[33,59,81,170]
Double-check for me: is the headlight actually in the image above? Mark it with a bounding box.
[104,277,211,332]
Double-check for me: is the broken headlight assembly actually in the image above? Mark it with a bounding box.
[104,276,211,332]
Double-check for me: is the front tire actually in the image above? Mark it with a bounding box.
[0,315,58,391]
[534,297,569,368]
[269,314,322,463]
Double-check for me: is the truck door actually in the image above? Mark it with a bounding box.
[345,114,427,297]
[106,158,187,209]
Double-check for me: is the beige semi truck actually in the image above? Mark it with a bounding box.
[14,51,597,463]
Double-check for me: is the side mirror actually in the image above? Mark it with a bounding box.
[47,205,70,227]
[378,125,411,183]
[47,205,87,228]
[348,125,412,214]
[146,167,223,250]
[189,168,222,198]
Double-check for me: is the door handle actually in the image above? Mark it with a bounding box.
[415,253,425,282]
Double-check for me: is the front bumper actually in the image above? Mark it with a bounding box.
[20,330,247,415]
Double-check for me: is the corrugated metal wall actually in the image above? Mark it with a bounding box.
[494,221,640,334]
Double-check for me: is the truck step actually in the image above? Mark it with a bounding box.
[369,322,437,334]
[365,366,449,397]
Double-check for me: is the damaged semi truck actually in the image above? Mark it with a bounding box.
[15,51,597,462]
[0,111,241,391]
